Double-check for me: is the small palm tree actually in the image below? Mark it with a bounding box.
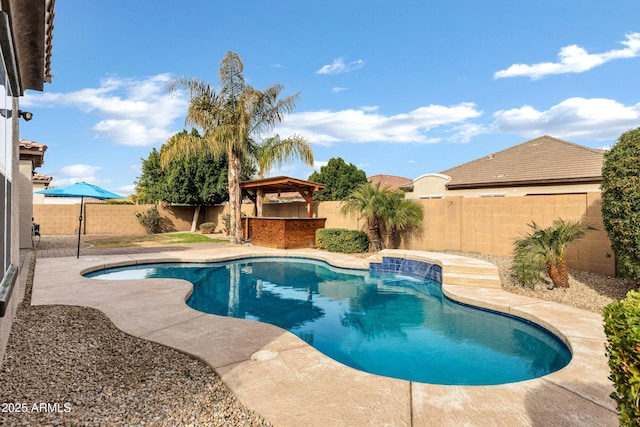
[380,191,424,249]
[511,219,595,288]
[341,183,388,251]
[341,183,424,251]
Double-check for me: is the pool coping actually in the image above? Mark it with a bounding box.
[31,245,618,426]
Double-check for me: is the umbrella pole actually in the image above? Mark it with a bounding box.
[77,196,83,258]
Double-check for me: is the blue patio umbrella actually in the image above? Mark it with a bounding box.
[34,182,125,258]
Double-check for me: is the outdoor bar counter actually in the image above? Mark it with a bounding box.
[242,217,326,249]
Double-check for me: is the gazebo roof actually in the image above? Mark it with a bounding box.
[240,176,325,194]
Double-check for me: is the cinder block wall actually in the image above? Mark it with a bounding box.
[32,192,616,276]
[33,203,196,235]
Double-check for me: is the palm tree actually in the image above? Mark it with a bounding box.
[253,135,313,179]
[341,183,424,251]
[511,219,595,288]
[162,51,304,243]
[252,134,314,216]
[341,182,388,251]
[380,191,424,249]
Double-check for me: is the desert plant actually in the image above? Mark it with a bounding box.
[136,206,161,234]
[511,219,595,288]
[198,222,216,234]
[603,290,640,426]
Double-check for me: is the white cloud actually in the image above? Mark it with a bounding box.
[316,57,365,75]
[47,164,109,188]
[117,184,136,194]
[276,103,482,146]
[313,160,328,170]
[59,164,102,177]
[331,87,348,93]
[22,73,187,146]
[494,32,640,80]
[492,97,640,140]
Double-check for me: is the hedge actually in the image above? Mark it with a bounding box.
[316,228,369,253]
[603,290,640,425]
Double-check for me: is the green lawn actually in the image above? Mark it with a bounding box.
[85,233,227,248]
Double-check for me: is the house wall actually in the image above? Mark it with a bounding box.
[404,174,602,199]
[18,160,32,248]
[32,192,616,276]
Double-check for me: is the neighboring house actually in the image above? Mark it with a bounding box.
[32,172,52,203]
[403,136,605,199]
[367,174,412,191]
[19,139,47,248]
[0,0,55,364]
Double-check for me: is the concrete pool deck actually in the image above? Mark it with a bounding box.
[31,244,618,426]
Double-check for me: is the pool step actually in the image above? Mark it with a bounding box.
[442,272,502,288]
[369,250,503,289]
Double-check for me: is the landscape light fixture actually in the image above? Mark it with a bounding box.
[19,110,33,121]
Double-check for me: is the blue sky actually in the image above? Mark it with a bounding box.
[20,0,640,195]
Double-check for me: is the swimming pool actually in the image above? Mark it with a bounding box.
[85,257,571,385]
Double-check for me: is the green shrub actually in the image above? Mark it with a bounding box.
[602,127,640,279]
[316,228,369,253]
[198,222,216,234]
[136,206,161,234]
[603,290,640,425]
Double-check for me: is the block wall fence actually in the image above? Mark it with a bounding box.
[32,192,615,276]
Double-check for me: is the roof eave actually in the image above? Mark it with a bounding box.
[446,177,603,190]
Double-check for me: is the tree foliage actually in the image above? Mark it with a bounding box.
[340,182,423,251]
[253,134,314,179]
[163,51,307,243]
[601,127,640,279]
[603,290,640,426]
[511,219,594,288]
[308,157,367,201]
[135,148,164,205]
[135,129,254,206]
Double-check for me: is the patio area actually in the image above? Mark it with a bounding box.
[15,242,620,425]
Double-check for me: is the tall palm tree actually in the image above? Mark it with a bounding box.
[253,135,313,180]
[511,219,595,288]
[252,134,314,216]
[162,51,304,243]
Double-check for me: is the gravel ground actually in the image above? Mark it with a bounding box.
[0,247,272,427]
[449,251,638,314]
[0,303,272,427]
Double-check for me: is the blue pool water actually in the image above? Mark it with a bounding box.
[85,257,571,385]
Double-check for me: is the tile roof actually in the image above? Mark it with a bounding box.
[367,174,413,190]
[441,136,604,190]
[19,138,48,168]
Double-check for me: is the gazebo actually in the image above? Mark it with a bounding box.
[239,176,326,249]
